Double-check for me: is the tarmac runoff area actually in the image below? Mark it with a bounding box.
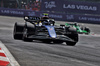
[0,41,20,66]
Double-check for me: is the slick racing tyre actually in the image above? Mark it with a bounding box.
[65,26,78,46]
[22,22,35,42]
[84,27,90,34]
[66,42,77,46]
[13,22,24,40]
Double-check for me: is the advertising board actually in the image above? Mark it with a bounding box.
[41,0,100,14]
[0,8,100,24]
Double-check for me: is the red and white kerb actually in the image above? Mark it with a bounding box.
[0,48,10,66]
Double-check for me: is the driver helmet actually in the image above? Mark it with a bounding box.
[41,13,49,19]
[74,22,78,26]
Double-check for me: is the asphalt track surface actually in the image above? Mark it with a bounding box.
[0,16,100,66]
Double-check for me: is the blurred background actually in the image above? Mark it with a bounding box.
[0,0,41,11]
[0,0,100,11]
[0,0,100,24]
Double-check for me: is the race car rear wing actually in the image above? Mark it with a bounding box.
[24,16,40,22]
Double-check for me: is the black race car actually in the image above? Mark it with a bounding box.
[13,16,78,46]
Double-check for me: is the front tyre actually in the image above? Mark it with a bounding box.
[13,22,24,40]
[65,27,78,46]
[85,27,90,34]
[66,42,76,46]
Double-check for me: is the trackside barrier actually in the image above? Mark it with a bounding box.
[0,8,100,24]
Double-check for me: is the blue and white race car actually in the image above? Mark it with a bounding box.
[13,16,78,46]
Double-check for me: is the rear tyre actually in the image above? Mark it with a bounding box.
[13,22,24,40]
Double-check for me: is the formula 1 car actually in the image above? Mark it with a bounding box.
[65,23,90,34]
[13,16,78,46]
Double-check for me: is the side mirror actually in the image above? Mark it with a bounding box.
[24,16,28,20]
